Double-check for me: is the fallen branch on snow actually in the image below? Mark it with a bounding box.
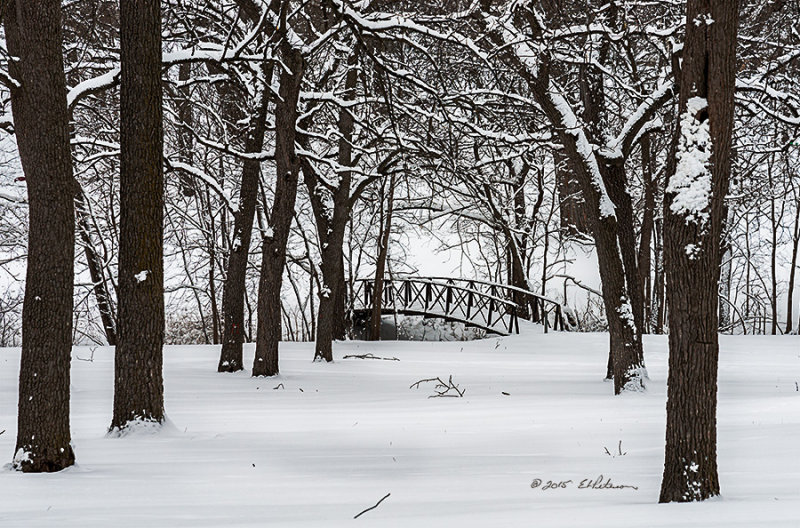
[409,376,465,398]
[354,492,391,519]
[343,353,399,361]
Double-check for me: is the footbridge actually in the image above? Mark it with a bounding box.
[350,276,567,336]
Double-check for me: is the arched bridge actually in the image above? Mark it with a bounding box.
[350,276,567,336]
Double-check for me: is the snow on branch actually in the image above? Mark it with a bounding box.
[602,81,675,159]
[547,87,616,219]
[165,159,237,213]
[67,46,265,113]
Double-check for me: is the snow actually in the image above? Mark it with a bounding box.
[616,297,638,334]
[134,270,149,283]
[1,333,799,526]
[549,88,616,219]
[667,96,712,227]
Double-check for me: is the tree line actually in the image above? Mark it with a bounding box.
[0,0,797,504]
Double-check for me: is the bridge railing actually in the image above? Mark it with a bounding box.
[350,276,566,335]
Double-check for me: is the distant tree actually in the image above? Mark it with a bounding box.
[3,0,77,472]
[110,0,166,430]
[659,0,739,503]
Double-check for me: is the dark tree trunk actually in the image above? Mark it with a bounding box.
[313,224,348,361]
[768,160,778,335]
[306,51,358,362]
[332,255,348,339]
[252,45,304,377]
[75,190,117,345]
[218,64,272,372]
[653,216,666,333]
[509,161,531,318]
[555,150,590,236]
[563,6,646,389]
[5,0,76,473]
[176,62,195,196]
[369,174,396,342]
[638,133,655,333]
[111,0,166,430]
[786,200,800,334]
[602,160,646,340]
[539,91,646,394]
[660,0,739,503]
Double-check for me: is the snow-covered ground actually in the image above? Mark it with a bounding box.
[1,332,798,527]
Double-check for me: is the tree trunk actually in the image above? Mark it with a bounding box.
[660,0,739,503]
[786,198,800,334]
[5,0,77,472]
[768,159,778,335]
[176,62,195,196]
[555,150,590,236]
[332,255,348,339]
[217,64,273,372]
[369,174,396,341]
[509,161,531,318]
[603,160,646,341]
[75,190,117,345]
[252,45,304,376]
[307,52,358,362]
[653,216,666,333]
[532,88,647,393]
[111,0,166,430]
[638,133,655,333]
[571,12,646,390]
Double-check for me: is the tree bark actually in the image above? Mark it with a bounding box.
[111,0,166,430]
[217,64,273,372]
[75,190,117,345]
[306,51,358,362]
[5,0,77,472]
[786,197,800,334]
[660,0,739,503]
[369,173,396,341]
[653,216,666,333]
[252,45,304,376]
[638,133,655,333]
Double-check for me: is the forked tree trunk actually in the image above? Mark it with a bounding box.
[304,51,358,362]
[217,0,277,372]
[570,9,646,388]
[532,89,647,393]
[660,0,739,503]
[218,64,272,372]
[111,0,166,430]
[5,0,76,472]
[252,45,304,377]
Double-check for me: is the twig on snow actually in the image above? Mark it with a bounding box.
[409,376,465,398]
[343,353,399,361]
[354,492,391,519]
[75,346,97,362]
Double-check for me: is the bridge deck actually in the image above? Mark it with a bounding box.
[350,277,566,336]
